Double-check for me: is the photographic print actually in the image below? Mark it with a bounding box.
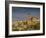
[12,7,40,31]
[9,3,44,35]
[5,1,45,37]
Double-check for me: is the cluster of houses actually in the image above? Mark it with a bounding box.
[12,16,40,31]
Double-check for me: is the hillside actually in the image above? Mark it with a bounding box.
[12,16,40,31]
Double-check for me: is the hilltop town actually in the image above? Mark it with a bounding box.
[12,16,40,31]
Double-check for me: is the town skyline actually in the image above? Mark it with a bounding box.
[12,7,40,22]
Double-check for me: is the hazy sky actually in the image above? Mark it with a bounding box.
[12,7,40,22]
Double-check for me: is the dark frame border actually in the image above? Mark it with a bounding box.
[5,1,45,38]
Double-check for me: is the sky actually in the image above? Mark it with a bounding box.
[12,7,40,22]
